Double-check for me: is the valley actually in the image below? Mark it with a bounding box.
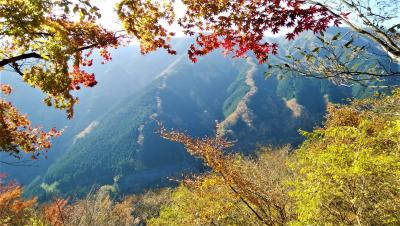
[1,28,398,201]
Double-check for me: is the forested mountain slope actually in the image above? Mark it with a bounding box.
[5,28,397,199]
[1,42,187,184]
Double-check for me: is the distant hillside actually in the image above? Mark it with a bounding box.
[1,40,189,184]
[4,28,397,200]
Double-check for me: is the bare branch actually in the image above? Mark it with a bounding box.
[308,0,400,62]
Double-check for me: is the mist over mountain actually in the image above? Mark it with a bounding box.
[1,28,398,200]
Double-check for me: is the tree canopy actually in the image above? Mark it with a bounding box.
[289,89,400,225]
[1,0,120,157]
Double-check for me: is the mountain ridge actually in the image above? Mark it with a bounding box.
[3,28,397,199]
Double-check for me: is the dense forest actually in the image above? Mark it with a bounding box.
[1,0,399,225]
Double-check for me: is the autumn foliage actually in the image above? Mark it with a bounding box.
[0,88,62,159]
[0,174,37,225]
[1,89,399,225]
[0,0,119,157]
[38,185,172,226]
[117,0,340,64]
[289,89,400,225]
[1,0,399,225]
[149,148,294,225]
[0,175,164,226]
[159,127,294,225]
[155,89,400,225]
[42,198,69,226]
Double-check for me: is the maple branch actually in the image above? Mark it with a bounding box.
[1,42,108,76]
[219,172,269,225]
[11,62,24,76]
[0,160,37,167]
[35,32,54,37]
[0,52,43,67]
[75,43,99,52]
[55,199,67,225]
[73,31,123,52]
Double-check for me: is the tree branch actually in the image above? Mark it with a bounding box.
[339,0,400,53]
[0,42,104,76]
[11,62,24,76]
[75,43,99,52]
[0,52,43,67]
[219,172,269,225]
[308,0,400,62]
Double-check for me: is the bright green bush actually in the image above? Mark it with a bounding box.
[289,90,400,225]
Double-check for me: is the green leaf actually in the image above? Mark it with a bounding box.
[344,38,354,48]
[332,32,341,41]
[265,71,273,79]
[73,5,79,13]
[312,47,320,53]
[90,6,99,13]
